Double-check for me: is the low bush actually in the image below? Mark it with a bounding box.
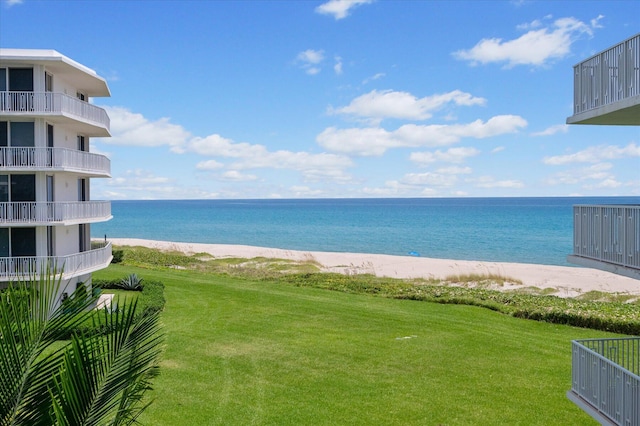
[60,275,165,339]
[281,272,640,335]
[111,249,124,264]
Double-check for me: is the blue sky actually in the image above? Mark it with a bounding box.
[1,0,639,200]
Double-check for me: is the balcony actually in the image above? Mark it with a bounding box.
[568,338,639,426]
[0,201,111,225]
[568,205,640,280]
[0,91,110,136]
[0,147,110,177]
[567,33,640,125]
[0,241,112,281]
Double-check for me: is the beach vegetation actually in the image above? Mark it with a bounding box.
[0,272,164,425]
[113,245,640,335]
[93,262,614,425]
[443,272,523,286]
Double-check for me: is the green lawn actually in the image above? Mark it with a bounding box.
[95,264,607,425]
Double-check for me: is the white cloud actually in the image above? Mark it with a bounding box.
[362,73,385,85]
[296,49,325,75]
[99,106,190,152]
[436,166,473,175]
[315,0,373,20]
[453,16,597,67]
[196,159,225,170]
[297,49,324,64]
[491,146,505,153]
[410,147,480,164]
[221,170,257,182]
[401,172,457,187]
[4,0,23,6]
[468,176,525,188]
[585,178,621,189]
[545,162,614,185]
[531,124,568,136]
[543,143,640,165]
[334,56,343,75]
[330,89,486,122]
[101,169,210,200]
[317,115,527,156]
[187,134,353,183]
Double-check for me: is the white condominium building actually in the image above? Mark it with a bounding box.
[0,48,112,301]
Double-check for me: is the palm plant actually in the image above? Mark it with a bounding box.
[0,271,163,425]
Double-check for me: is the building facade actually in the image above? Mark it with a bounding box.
[0,49,112,301]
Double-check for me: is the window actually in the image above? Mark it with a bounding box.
[11,228,36,257]
[45,72,53,92]
[0,121,6,147]
[79,224,87,252]
[8,68,33,91]
[0,174,36,202]
[11,175,36,202]
[0,227,36,257]
[10,122,35,147]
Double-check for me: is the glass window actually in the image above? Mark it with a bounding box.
[11,174,36,202]
[0,228,8,257]
[0,68,6,91]
[11,228,36,257]
[0,175,8,202]
[9,68,33,91]
[10,122,34,147]
[0,121,7,147]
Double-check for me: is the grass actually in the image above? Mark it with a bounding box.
[94,260,612,425]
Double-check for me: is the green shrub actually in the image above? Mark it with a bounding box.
[60,275,166,339]
[111,249,124,264]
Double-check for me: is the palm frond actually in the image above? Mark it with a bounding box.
[49,298,164,426]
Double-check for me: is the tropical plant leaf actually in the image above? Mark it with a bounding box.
[1,269,163,426]
[49,299,163,425]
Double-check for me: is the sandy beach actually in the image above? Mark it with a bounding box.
[109,238,640,298]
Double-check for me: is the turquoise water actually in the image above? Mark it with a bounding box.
[91,197,638,266]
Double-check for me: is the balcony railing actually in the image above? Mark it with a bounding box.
[0,241,112,280]
[568,338,640,426]
[0,201,111,225]
[0,91,110,132]
[572,205,640,271]
[0,147,110,176]
[570,33,640,124]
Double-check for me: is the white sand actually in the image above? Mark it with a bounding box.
[109,238,640,298]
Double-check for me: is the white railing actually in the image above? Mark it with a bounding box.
[0,91,110,131]
[0,147,110,176]
[569,338,640,426]
[573,33,640,115]
[0,242,112,280]
[0,201,111,224]
[573,205,640,270]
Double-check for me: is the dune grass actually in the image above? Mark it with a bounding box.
[93,263,608,425]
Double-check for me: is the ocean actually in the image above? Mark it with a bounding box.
[91,197,639,266]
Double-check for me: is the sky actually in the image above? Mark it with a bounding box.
[1,0,639,200]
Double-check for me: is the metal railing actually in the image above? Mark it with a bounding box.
[0,91,110,131]
[573,205,640,270]
[570,338,640,426]
[0,201,111,224]
[0,147,110,176]
[573,33,640,116]
[0,241,112,280]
